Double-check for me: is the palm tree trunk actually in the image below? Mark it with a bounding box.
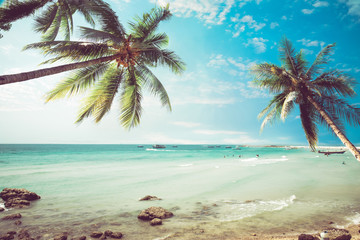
[0,54,120,85]
[307,95,360,162]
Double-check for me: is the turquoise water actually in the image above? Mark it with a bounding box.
[1,144,360,239]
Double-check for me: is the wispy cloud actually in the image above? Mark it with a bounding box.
[244,37,268,53]
[194,129,247,135]
[297,38,325,48]
[152,0,236,25]
[313,1,329,7]
[270,22,279,29]
[341,0,360,17]
[302,9,314,14]
[230,14,266,37]
[172,121,202,128]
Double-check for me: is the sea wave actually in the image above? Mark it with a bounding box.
[345,212,360,225]
[219,195,296,222]
[145,148,175,152]
[178,163,193,167]
[240,156,288,166]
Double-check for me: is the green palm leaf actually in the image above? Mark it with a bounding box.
[120,67,143,129]
[306,43,336,78]
[76,64,124,123]
[135,64,171,111]
[46,63,109,101]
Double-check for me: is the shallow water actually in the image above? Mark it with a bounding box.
[0,144,359,239]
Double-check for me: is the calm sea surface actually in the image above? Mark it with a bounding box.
[1,144,360,239]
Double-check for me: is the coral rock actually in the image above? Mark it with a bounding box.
[139,195,162,201]
[2,213,22,220]
[138,207,173,221]
[90,232,103,239]
[298,234,319,240]
[0,188,40,208]
[109,232,122,239]
[150,218,162,226]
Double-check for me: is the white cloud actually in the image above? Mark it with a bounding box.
[207,54,229,68]
[194,129,247,135]
[152,0,236,25]
[343,0,360,17]
[281,15,288,20]
[301,48,314,55]
[313,1,329,7]
[302,9,314,14]
[297,38,325,48]
[270,22,279,29]
[172,121,202,128]
[239,0,263,8]
[245,37,268,53]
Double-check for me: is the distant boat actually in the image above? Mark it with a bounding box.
[208,146,215,148]
[137,145,144,148]
[318,150,345,156]
[225,146,232,149]
[172,145,178,148]
[216,145,221,148]
[234,146,241,150]
[153,145,166,149]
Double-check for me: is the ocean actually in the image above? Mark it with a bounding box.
[1,144,360,239]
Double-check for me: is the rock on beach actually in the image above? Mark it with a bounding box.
[0,188,40,208]
[139,195,162,201]
[138,206,173,221]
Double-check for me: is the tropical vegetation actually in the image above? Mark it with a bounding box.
[0,0,118,40]
[252,37,360,161]
[0,5,185,129]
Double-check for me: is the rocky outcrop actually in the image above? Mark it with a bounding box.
[150,218,162,226]
[2,213,22,220]
[323,228,351,240]
[0,188,40,208]
[0,207,4,212]
[138,206,173,221]
[89,232,103,239]
[298,234,319,240]
[54,233,68,240]
[139,195,162,201]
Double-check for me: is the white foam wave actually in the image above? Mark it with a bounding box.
[178,163,193,167]
[219,195,296,222]
[146,148,175,152]
[240,157,288,166]
[0,202,9,211]
[345,212,360,225]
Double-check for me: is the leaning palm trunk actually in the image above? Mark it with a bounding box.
[0,54,121,85]
[307,95,360,161]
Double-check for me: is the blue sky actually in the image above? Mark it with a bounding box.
[0,0,360,146]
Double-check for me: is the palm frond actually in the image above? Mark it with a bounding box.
[316,95,360,127]
[252,63,293,93]
[24,41,114,63]
[120,67,143,129]
[312,70,356,97]
[306,43,336,78]
[129,4,171,41]
[0,0,48,26]
[281,91,296,120]
[79,27,122,46]
[294,50,308,77]
[279,36,299,76]
[140,47,185,74]
[299,100,318,150]
[33,3,58,33]
[76,64,123,123]
[45,63,109,101]
[41,6,62,41]
[89,0,125,39]
[258,93,287,132]
[135,64,171,111]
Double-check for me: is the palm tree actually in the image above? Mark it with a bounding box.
[0,0,121,41]
[252,37,360,161]
[0,5,185,128]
